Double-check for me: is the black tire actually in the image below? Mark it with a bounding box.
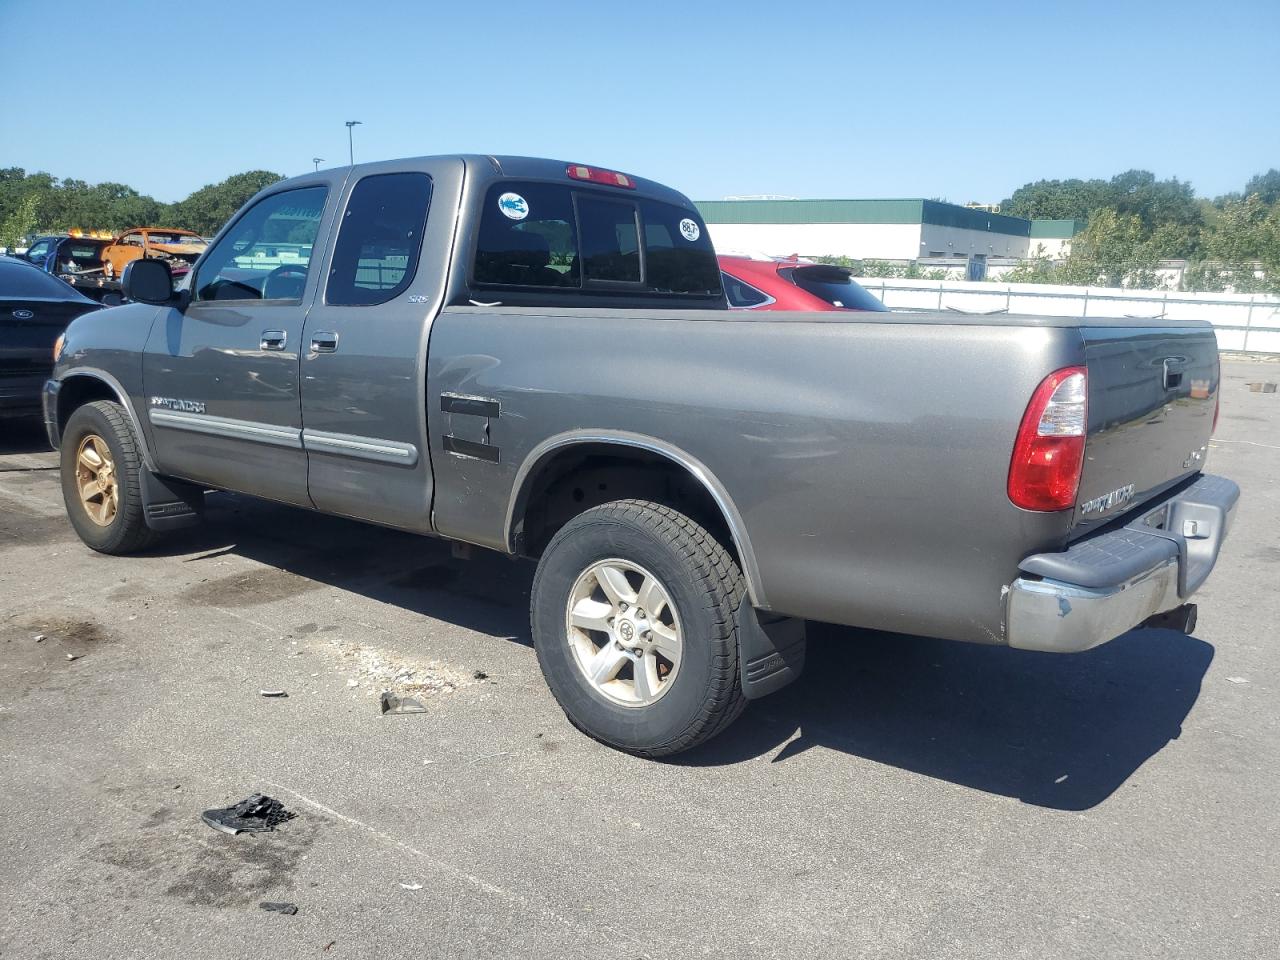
[531,499,747,757]
[60,400,158,554]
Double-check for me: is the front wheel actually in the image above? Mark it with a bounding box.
[60,400,158,554]
[531,500,747,757]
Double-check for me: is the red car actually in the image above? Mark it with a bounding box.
[718,254,887,312]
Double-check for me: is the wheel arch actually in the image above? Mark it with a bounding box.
[505,430,768,609]
[55,369,156,470]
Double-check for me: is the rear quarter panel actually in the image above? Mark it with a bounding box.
[427,308,1082,643]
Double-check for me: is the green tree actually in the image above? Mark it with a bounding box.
[1191,194,1280,293]
[1050,210,1165,289]
[170,170,283,235]
[1243,169,1280,205]
[0,192,39,250]
[1001,177,1111,221]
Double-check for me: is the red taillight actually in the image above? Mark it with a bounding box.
[1008,366,1088,512]
[566,164,637,189]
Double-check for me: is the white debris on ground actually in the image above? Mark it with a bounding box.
[323,633,473,698]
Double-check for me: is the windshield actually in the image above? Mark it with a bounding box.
[785,265,887,311]
[147,232,205,246]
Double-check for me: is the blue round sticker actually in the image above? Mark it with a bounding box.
[498,192,529,220]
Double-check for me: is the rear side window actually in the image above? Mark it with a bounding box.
[327,173,433,306]
[722,271,772,308]
[472,182,721,299]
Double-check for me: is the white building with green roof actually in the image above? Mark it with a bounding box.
[695,198,1080,263]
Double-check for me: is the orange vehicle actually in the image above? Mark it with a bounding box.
[100,227,208,279]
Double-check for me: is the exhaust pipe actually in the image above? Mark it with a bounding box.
[1142,603,1198,635]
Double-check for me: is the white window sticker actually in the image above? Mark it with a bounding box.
[498,192,529,221]
[679,218,701,242]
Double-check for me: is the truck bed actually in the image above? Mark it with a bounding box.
[427,305,1218,644]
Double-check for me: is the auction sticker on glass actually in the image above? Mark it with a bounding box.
[679,218,700,241]
[498,192,529,220]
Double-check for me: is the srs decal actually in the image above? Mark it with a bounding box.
[498,192,529,221]
[678,218,701,242]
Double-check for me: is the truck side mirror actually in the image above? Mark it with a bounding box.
[122,258,173,305]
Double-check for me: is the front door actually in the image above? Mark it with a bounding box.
[142,182,339,506]
[299,160,461,531]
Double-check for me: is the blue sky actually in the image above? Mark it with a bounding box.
[2,0,1276,205]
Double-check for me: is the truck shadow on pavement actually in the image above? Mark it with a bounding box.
[681,622,1214,812]
[160,493,1212,813]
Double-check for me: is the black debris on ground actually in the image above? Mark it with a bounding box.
[201,794,296,835]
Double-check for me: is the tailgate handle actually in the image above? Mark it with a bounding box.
[1162,356,1187,390]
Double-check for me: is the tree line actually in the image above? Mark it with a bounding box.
[1000,169,1280,292]
[0,168,284,248]
[3,164,1277,293]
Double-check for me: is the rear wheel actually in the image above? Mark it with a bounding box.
[531,499,747,757]
[60,400,158,554]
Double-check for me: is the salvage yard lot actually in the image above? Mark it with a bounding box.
[2,358,1278,960]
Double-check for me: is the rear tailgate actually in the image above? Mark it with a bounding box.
[1073,322,1219,535]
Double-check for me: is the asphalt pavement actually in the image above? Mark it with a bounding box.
[2,358,1278,959]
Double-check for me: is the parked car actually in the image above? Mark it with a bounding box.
[0,257,101,420]
[719,254,888,311]
[43,155,1237,757]
[17,234,128,304]
[100,227,207,280]
[19,234,111,277]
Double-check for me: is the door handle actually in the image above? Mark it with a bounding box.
[310,331,339,353]
[260,329,287,351]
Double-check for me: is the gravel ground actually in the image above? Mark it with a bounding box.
[1,358,1278,960]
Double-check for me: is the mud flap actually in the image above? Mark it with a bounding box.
[738,607,806,700]
[140,469,204,531]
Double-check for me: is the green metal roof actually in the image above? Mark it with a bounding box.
[1029,218,1083,239]
[696,198,1034,237]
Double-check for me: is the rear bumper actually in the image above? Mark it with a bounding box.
[1005,474,1239,653]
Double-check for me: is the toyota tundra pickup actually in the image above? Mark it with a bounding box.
[42,155,1239,756]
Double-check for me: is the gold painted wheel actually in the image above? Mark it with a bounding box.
[74,434,119,527]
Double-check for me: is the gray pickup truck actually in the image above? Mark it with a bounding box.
[43,155,1239,756]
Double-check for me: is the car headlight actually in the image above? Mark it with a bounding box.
[53,333,66,362]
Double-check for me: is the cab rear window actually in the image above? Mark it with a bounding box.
[472,182,720,298]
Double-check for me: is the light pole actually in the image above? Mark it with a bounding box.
[345,121,362,165]
[312,157,324,171]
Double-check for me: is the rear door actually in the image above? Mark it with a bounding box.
[1073,323,1220,534]
[142,182,338,505]
[299,159,462,531]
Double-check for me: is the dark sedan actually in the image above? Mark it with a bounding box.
[1,257,102,420]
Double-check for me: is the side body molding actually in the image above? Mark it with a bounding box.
[504,430,768,610]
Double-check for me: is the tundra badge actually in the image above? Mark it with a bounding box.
[1080,483,1136,516]
[150,397,206,414]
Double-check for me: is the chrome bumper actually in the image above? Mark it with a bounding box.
[1005,474,1239,653]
